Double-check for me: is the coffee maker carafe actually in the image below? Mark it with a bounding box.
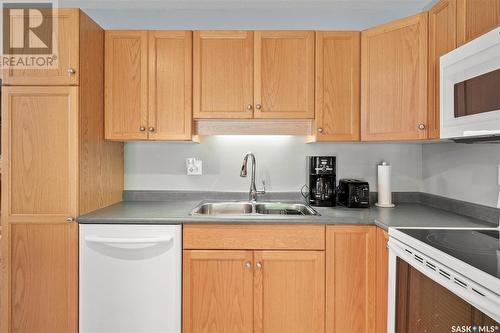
[306,156,336,207]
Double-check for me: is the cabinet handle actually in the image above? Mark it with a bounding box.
[139,126,146,132]
[66,217,74,223]
[317,128,324,133]
[255,104,262,110]
[418,123,426,130]
[67,68,76,75]
[256,262,262,269]
[245,261,252,269]
[148,127,155,132]
[246,104,253,111]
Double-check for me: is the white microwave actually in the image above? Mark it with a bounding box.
[440,27,500,140]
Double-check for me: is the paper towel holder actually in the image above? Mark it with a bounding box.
[375,161,396,208]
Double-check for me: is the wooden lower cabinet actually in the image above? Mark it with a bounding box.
[183,250,254,333]
[254,251,324,333]
[183,246,325,333]
[326,225,377,333]
[183,225,389,333]
[375,228,389,333]
[9,223,77,333]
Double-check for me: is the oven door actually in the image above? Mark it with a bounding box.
[387,237,500,333]
[440,27,500,139]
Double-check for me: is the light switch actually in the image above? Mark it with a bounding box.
[186,158,202,176]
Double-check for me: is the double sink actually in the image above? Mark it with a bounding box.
[190,201,319,216]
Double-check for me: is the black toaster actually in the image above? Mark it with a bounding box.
[337,179,370,208]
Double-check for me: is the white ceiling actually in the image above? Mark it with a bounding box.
[59,0,437,30]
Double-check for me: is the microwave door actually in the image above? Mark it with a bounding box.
[440,27,500,139]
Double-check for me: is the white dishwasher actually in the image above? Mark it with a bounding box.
[79,224,181,333]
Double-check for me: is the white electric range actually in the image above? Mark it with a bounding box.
[388,227,500,332]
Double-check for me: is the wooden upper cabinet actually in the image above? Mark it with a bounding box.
[183,250,254,333]
[193,31,254,119]
[254,31,315,119]
[361,13,428,141]
[105,30,148,140]
[2,8,79,85]
[457,0,500,46]
[254,251,325,333]
[428,0,457,139]
[315,32,360,141]
[1,86,78,223]
[148,31,192,140]
[326,225,376,333]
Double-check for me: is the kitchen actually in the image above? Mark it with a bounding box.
[0,0,499,332]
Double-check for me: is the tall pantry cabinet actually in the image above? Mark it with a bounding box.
[0,9,124,333]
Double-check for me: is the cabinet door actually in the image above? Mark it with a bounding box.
[375,228,389,333]
[2,8,79,85]
[148,31,192,140]
[254,31,315,119]
[7,223,77,333]
[183,250,254,333]
[254,251,324,333]
[193,31,254,119]
[315,32,360,141]
[361,13,428,141]
[1,86,78,332]
[1,86,78,223]
[105,30,148,140]
[326,225,376,333]
[457,0,500,46]
[428,0,457,139]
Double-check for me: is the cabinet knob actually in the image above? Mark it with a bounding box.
[245,261,252,269]
[67,68,76,75]
[418,123,426,130]
[148,127,155,132]
[246,104,253,111]
[139,126,146,132]
[317,128,324,133]
[256,262,262,269]
[255,104,262,110]
[66,217,74,223]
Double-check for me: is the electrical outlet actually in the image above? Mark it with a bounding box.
[186,158,202,176]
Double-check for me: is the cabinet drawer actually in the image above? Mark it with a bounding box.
[183,224,325,250]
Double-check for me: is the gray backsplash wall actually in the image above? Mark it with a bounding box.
[125,139,500,208]
[422,143,500,208]
[125,136,422,193]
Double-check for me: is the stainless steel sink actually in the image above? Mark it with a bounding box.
[254,202,318,216]
[190,202,253,215]
[190,201,319,216]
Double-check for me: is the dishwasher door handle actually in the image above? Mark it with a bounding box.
[85,236,174,245]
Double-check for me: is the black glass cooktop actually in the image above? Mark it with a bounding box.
[399,229,500,279]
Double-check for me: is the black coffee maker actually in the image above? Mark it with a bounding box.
[306,156,336,207]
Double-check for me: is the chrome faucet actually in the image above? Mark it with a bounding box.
[240,152,266,201]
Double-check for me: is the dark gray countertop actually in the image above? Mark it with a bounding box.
[77,199,497,230]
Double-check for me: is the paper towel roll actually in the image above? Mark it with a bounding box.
[376,161,395,208]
